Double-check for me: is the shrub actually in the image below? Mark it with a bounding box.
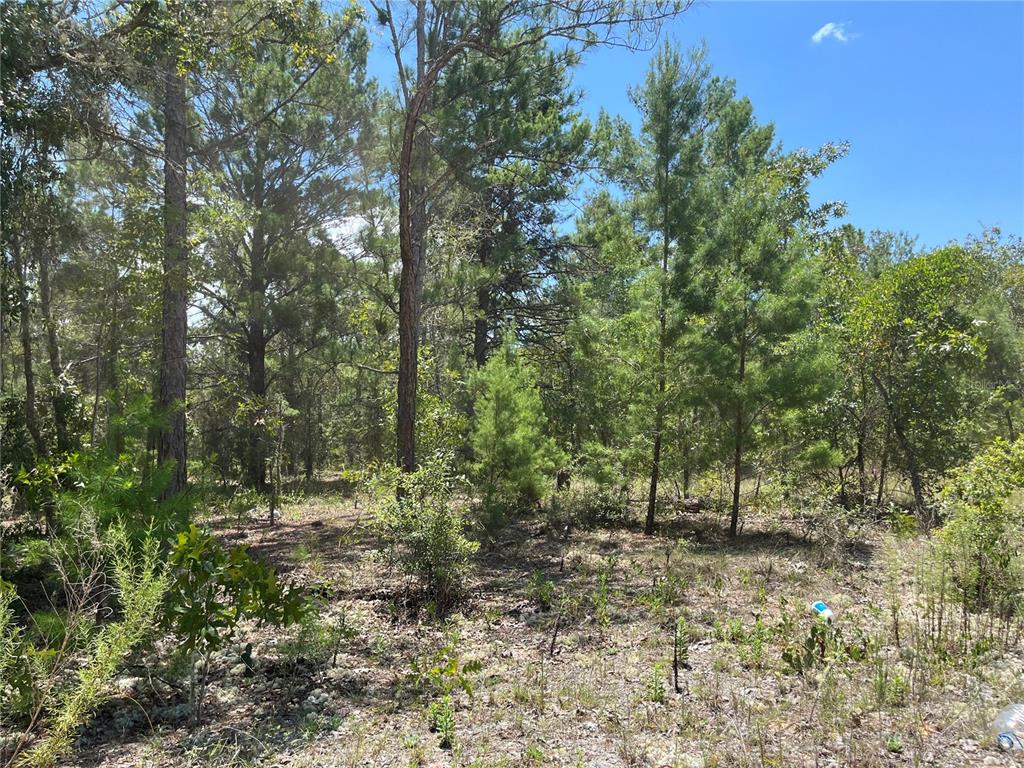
[937,436,1024,615]
[162,524,306,720]
[279,604,355,676]
[555,486,629,530]
[470,334,562,524]
[644,661,666,703]
[412,628,481,750]
[426,694,456,749]
[372,457,479,611]
[62,451,191,544]
[3,524,167,768]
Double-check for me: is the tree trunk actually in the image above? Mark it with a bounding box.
[12,233,45,455]
[730,325,748,539]
[105,274,124,455]
[474,199,497,367]
[245,332,268,489]
[396,257,419,473]
[37,238,72,453]
[157,55,189,498]
[474,230,492,368]
[855,419,867,514]
[645,185,671,536]
[644,320,667,535]
[871,372,926,520]
[244,183,269,490]
[730,402,743,538]
[854,372,868,514]
[91,323,103,447]
[893,417,925,517]
[304,406,315,481]
[876,425,889,508]
[395,1,429,473]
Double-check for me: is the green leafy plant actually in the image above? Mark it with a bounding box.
[413,629,482,751]
[426,694,456,749]
[937,436,1024,616]
[411,629,483,700]
[781,618,870,676]
[6,525,167,768]
[644,661,666,703]
[280,604,355,676]
[591,559,615,628]
[527,571,556,612]
[162,524,306,721]
[373,457,479,612]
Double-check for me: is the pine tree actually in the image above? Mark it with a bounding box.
[679,98,844,537]
[470,334,561,520]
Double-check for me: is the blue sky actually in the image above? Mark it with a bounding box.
[572,1,1024,249]
[367,2,1024,249]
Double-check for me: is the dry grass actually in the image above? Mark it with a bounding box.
[56,489,1024,768]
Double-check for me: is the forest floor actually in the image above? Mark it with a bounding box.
[69,482,1024,768]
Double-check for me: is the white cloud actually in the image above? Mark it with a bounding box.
[811,22,851,44]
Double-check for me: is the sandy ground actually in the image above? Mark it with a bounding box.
[41,486,1024,767]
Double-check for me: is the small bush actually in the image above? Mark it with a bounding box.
[279,604,355,675]
[426,694,456,749]
[527,571,556,612]
[644,661,666,703]
[162,524,306,720]
[554,486,629,530]
[4,524,167,768]
[412,628,481,750]
[373,457,479,611]
[937,436,1024,615]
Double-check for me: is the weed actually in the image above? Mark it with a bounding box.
[410,628,482,700]
[426,694,456,749]
[645,661,666,703]
[527,571,556,612]
[591,560,615,628]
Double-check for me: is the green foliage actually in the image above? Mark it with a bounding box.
[5,536,52,572]
[163,524,306,658]
[413,629,482,750]
[851,246,988,507]
[552,485,630,530]
[6,525,167,768]
[411,627,483,699]
[279,605,356,675]
[781,620,833,675]
[937,436,1024,614]
[1,396,36,477]
[60,449,192,544]
[372,457,479,611]
[527,571,556,611]
[644,661,667,703]
[591,558,615,628]
[25,610,72,649]
[780,617,870,676]
[470,335,562,522]
[426,694,457,749]
[0,579,31,715]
